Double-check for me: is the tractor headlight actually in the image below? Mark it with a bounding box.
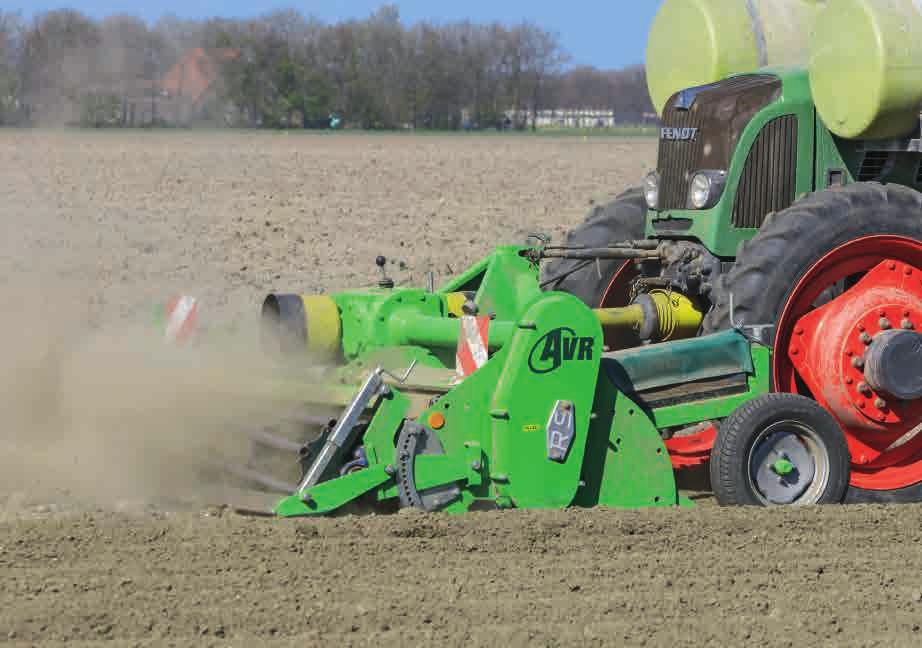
[688,170,727,209]
[643,171,660,209]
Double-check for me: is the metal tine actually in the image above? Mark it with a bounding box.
[282,412,337,427]
[218,462,298,494]
[247,429,304,454]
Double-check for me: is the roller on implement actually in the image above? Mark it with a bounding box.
[221,0,922,514]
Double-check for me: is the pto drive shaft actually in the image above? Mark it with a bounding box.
[595,290,703,343]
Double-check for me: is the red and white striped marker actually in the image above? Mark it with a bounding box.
[164,295,199,345]
[455,315,490,380]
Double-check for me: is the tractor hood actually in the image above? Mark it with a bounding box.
[654,74,782,213]
[647,68,814,257]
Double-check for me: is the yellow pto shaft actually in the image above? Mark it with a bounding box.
[595,290,703,343]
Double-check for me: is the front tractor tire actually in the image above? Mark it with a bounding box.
[542,187,647,307]
[710,394,851,506]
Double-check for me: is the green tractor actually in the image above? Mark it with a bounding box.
[544,0,922,503]
[231,0,922,515]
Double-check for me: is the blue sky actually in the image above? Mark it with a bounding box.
[18,2,661,69]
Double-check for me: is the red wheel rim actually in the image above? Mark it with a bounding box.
[598,260,637,309]
[775,236,922,390]
[775,235,922,491]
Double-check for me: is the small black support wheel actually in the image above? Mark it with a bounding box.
[711,393,851,506]
[541,187,647,306]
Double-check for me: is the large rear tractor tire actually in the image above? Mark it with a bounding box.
[541,187,646,307]
[704,183,922,337]
[704,182,922,501]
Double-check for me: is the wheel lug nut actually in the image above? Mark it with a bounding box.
[858,382,872,396]
[902,319,914,330]
[852,357,865,370]
[880,318,892,330]
[860,332,873,345]
[875,398,888,410]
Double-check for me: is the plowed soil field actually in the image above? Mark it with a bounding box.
[1,132,920,647]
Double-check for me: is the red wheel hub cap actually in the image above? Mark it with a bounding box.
[779,236,922,491]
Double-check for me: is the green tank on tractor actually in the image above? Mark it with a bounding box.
[227,0,922,515]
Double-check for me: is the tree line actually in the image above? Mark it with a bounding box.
[0,6,654,129]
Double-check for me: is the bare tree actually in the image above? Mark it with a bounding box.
[20,10,101,124]
[0,12,24,123]
[516,23,568,129]
[8,7,654,130]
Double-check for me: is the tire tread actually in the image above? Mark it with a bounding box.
[704,182,922,336]
[541,187,647,306]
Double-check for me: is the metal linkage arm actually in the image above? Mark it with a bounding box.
[296,368,387,494]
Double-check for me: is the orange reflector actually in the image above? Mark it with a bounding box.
[429,412,446,430]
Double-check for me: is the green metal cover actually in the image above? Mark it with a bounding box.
[603,330,754,395]
[269,248,781,517]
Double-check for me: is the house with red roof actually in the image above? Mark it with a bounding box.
[61,48,240,127]
[96,48,240,127]
[155,48,239,124]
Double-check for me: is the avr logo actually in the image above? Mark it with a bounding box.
[528,327,595,375]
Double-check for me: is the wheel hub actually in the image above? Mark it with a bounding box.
[749,426,819,505]
[864,329,922,401]
[771,457,795,476]
[789,258,922,490]
[840,310,922,426]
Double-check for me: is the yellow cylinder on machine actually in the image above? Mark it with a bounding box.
[811,0,922,139]
[261,294,342,360]
[645,290,704,342]
[594,303,646,330]
[646,0,823,114]
[445,292,475,318]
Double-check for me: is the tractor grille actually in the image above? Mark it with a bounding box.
[732,115,798,229]
[657,75,782,210]
[657,109,704,210]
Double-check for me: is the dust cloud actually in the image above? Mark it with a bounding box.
[0,281,305,513]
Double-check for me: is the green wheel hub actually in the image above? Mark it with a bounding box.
[771,458,795,477]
